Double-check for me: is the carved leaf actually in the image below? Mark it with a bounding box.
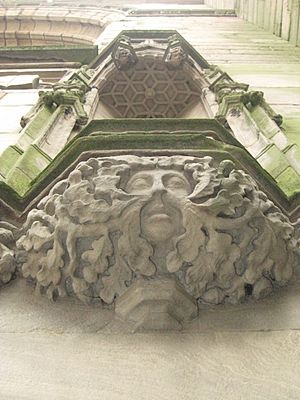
[0,243,15,284]
[100,255,132,304]
[185,252,213,298]
[188,175,219,201]
[176,208,206,263]
[81,235,113,274]
[18,221,53,252]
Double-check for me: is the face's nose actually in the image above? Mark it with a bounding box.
[151,175,166,194]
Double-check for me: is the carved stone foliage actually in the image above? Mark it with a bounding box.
[0,223,17,287]
[16,155,298,307]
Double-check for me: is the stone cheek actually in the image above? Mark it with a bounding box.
[14,155,299,328]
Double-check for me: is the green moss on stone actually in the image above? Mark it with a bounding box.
[0,45,98,64]
[282,118,300,147]
[6,145,52,196]
[0,122,296,212]
[24,107,54,140]
[0,146,23,178]
[5,168,32,196]
[257,145,290,178]
[250,107,281,139]
[276,167,300,198]
[79,118,242,148]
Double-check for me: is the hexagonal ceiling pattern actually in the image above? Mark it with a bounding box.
[99,57,201,118]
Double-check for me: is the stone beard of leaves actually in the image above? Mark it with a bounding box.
[16,155,298,306]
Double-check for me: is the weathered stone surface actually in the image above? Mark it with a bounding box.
[1,320,300,400]
[1,273,300,398]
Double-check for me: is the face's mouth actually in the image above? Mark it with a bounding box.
[147,213,171,225]
[142,193,174,219]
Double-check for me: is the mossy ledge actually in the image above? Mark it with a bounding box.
[0,119,297,218]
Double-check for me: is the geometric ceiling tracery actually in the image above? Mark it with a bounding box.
[99,57,201,118]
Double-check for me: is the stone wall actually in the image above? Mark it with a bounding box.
[204,0,236,9]
[236,0,300,46]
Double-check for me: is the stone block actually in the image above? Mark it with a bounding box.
[0,146,22,178]
[271,131,289,150]
[250,106,281,139]
[115,278,198,331]
[276,166,300,197]
[257,144,290,178]
[283,143,300,175]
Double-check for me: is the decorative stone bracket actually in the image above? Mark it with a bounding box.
[39,83,88,127]
[38,65,95,127]
[163,34,188,70]
[112,35,138,71]
[241,91,283,127]
[1,155,299,331]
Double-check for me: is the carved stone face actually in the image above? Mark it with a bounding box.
[114,47,136,70]
[117,48,131,64]
[125,169,191,243]
[166,46,186,68]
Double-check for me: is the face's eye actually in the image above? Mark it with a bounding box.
[126,175,153,193]
[163,174,190,195]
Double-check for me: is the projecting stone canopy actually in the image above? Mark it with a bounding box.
[97,34,204,118]
[0,154,295,330]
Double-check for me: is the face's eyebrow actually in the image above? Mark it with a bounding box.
[163,172,189,182]
[126,173,153,188]
[127,173,151,183]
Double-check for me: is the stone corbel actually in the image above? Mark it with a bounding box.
[210,73,249,106]
[112,35,138,71]
[1,155,296,331]
[241,90,283,127]
[39,82,89,126]
[163,34,188,70]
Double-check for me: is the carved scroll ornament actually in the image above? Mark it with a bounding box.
[15,155,299,307]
